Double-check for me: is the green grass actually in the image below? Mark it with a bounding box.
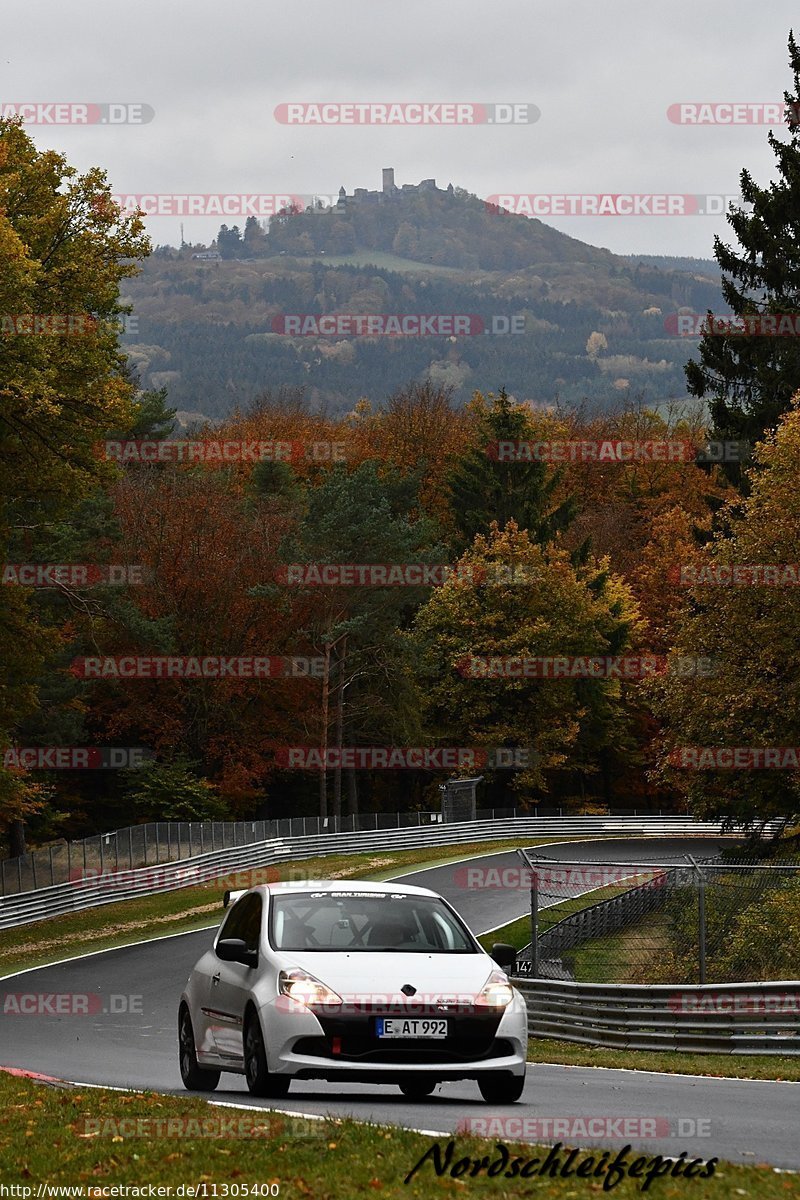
[0,836,570,979]
[567,910,672,983]
[478,913,532,954]
[0,1070,791,1196]
[477,881,641,957]
[529,1038,800,1082]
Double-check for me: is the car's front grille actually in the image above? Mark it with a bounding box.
[291,1010,509,1064]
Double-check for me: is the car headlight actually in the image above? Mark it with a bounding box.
[278,968,342,1008]
[475,969,514,1009]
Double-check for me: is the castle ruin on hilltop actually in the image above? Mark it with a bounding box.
[334,168,454,209]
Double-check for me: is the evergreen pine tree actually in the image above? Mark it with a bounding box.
[447,389,581,552]
[686,32,800,476]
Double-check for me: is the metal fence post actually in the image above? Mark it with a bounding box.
[531,868,539,978]
[698,865,706,985]
[687,854,706,984]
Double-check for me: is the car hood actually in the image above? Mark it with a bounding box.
[277,951,497,1000]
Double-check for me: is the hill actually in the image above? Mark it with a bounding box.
[119,172,724,418]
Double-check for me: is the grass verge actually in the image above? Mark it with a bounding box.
[528,1038,800,1082]
[0,1070,791,1196]
[476,882,640,960]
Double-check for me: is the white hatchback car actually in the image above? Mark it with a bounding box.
[179,880,528,1103]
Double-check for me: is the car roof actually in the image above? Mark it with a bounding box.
[250,880,440,899]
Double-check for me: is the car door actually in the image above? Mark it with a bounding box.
[206,892,263,1063]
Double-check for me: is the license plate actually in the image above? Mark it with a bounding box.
[375,1018,448,1039]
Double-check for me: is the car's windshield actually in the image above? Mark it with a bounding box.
[269,891,479,953]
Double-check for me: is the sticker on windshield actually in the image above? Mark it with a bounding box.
[329,891,389,898]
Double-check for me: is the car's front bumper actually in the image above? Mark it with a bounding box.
[261,989,528,1080]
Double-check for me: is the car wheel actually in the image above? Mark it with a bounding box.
[399,1077,437,1099]
[179,1006,220,1091]
[244,1009,291,1098]
[478,1071,525,1104]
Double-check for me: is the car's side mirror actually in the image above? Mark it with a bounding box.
[216,938,258,968]
[490,942,517,972]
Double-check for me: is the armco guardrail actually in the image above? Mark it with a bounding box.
[0,806,732,896]
[0,815,767,930]
[516,977,800,1053]
[0,812,448,895]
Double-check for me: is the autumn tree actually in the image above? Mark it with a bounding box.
[563,402,729,579]
[84,465,315,811]
[346,381,473,531]
[0,118,148,852]
[650,395,800,824]
[410,522,644,805]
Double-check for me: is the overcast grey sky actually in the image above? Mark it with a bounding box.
[4,0,798,257]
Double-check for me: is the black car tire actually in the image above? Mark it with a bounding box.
[179,1006,221,1091]
[244,1009,291,1098]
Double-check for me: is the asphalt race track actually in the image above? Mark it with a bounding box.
[2,836,799,1170]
